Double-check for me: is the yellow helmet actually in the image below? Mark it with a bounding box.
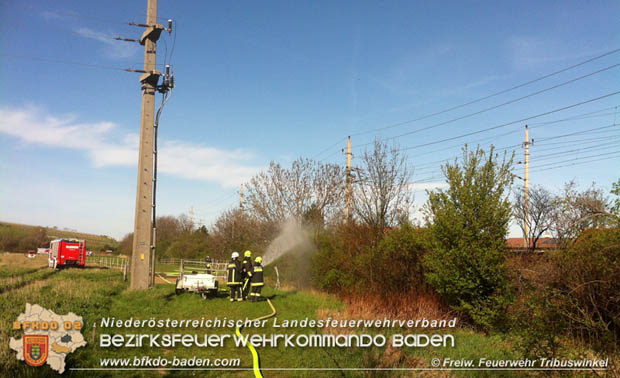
[244,250,252,257]
[255,256,262,264]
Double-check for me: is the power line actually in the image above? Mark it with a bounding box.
[310,47,620,158]
[522,140,620,162]
[411,130,620,174]
[197,190,238,212]
[515,150,620,170]
[350,48,620,138]
[535,123,619,142]
[528,106,618,125]
[531,133,620,147]
[528,154,620,173]
[395,91,620,151]
[313,137,348,160]
[353,63,620,150]
[413,131,620,176]
[0,53,135,71]
[401,106,619,166]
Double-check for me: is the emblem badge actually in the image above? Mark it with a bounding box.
[23,335,49,367]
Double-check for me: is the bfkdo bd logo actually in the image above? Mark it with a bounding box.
[10,304,87,374]
[24,335,49,367]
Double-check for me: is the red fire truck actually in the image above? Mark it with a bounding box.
[48,239,86,269]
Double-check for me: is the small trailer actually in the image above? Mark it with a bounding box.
[48,239,86,269]
[175,273,219,299]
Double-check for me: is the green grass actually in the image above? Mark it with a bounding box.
[1,257,611,378]
[0,221,118,251]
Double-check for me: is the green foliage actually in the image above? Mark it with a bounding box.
[162,231,211,259]
[311,222,431,296]
[371,222,431,292]
[0,222,118,252]
[514,288,566,359]
[0,223,49,252]
[512,228,620,358]
[556,228,620,351]
[311,228,356,292]
[423,146,514,328]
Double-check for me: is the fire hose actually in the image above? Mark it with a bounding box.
[235,299,277,378]
[156,273,174,284]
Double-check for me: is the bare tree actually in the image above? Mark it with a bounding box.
[208,208,277,258]
[245,158,345,224]
[513,185,554,252]
[117,233,133,256]
[353,139,413,234]
[551,181,613,244]
[156,215,181,242]
[177,214,194,233]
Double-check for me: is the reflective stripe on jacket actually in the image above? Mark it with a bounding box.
[250,265,264,286]
[227,259,241,285]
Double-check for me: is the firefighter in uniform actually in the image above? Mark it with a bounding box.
[227,252,242,302]
[250,256,264,302]
[205,263,212,275]
[241,250,253,300]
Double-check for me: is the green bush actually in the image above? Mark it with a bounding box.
[423,146,513,328]
[370,223,430,292]
[164,231,212,259]
[512,228,620,357]
[556,228,620,351]
[311,222,431,296]
[311,229,356,292]
[514,287,566,359]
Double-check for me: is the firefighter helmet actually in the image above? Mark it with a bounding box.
[244,250,252,257]
[255,256,262,263]
[232,251,239,259]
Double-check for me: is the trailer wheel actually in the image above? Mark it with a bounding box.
[174,279,183,295]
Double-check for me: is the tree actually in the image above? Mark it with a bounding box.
[165,231,210,260]
[245,158,344,223]
[550,181,613,245]
[177,214,194,233]
[353,139,412,237]
[208,208,277,259]
[156,215,181,242]
[513,185,554,252]
[118,233,133,256]
[423,146,514,328]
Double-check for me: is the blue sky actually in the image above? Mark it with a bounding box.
[1,0,619,239]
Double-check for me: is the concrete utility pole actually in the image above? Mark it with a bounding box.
[523,125,531,249]
[345,136,352,221]
[240,184,244,214]
[130,0,163,290]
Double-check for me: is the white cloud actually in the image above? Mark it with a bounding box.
[75,27,140,59]
[0,106,263,188]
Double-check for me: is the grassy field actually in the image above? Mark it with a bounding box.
[0,253,610,378]
[0,221,118,251]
